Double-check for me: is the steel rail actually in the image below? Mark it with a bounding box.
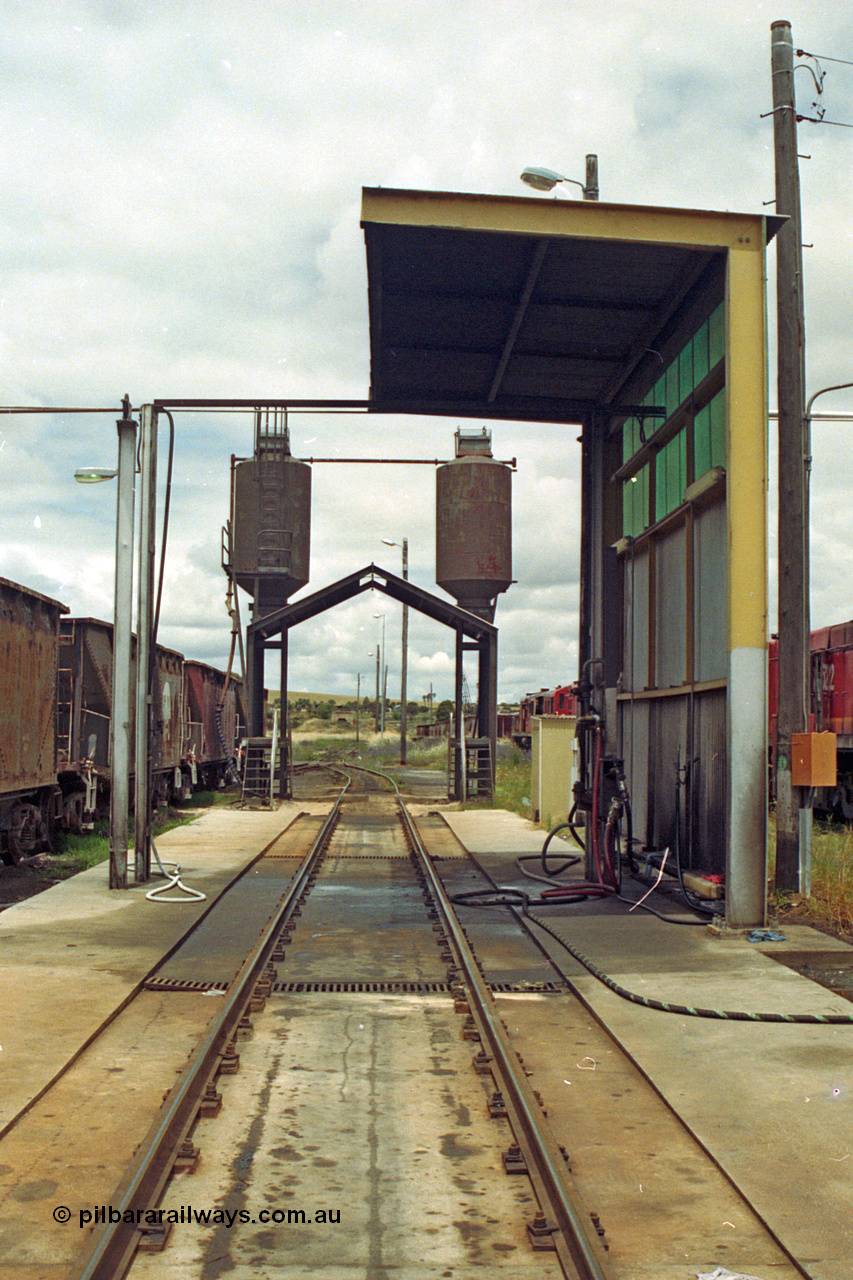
[75,785,349,1280]
[340,763,613,1279]
[395,795,614,1280]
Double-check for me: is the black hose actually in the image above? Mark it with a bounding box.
[525,909,853,1024]
[445,847,851,1019]
[540,822,582,874]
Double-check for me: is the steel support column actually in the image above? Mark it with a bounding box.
[478,629,498,795]
[453,629,465,801]
[109,411,136,889]
[247,628,265,739]
[279,627,290,799]
[134,404,157,883]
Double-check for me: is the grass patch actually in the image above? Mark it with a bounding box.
[292,734,359,762]
[493,744,533,819]
[770,815,853,939]
[42,788,239,884]
[292,734,449,772]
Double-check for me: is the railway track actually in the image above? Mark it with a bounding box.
[70,767,609,1280]
[1,766,811,1279]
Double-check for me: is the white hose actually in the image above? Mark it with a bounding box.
[145,839,206,902]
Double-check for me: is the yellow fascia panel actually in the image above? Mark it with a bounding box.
[361,187,770,252]
[725,239,768,653]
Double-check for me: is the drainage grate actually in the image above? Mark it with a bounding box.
[270,979,564,995]
[490,981,564,993]
[320,854,415,861]
[272,980,451,994]
[143,978,230,993]
[143,977,564,996]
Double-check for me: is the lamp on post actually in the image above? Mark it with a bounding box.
[381,538,408,764]
[373,613,386,734]
[520,155,599,199]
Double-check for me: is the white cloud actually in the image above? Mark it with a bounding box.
[1,1,851,704]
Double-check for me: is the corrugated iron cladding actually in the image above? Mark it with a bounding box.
[0,577,66,793]
[435,455,511,618]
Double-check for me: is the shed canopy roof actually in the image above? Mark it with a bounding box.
[361,187,780,426]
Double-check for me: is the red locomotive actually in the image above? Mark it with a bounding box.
[512,683,580,750]
[769,624,853,819]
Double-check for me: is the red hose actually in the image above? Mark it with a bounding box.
[590,727,604,883]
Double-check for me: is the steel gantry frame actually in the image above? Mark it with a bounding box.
[246,564,498,801]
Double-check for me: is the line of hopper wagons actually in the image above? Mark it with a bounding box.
[0,576,247,866]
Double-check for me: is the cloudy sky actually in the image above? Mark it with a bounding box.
[1,1,852,705]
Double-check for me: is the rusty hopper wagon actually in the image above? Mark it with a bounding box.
[183,659,246,792]
[57,618,245,828]
[57,618,185,826]
[0,577,67,863]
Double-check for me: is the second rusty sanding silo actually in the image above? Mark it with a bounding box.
[436,429,512,621]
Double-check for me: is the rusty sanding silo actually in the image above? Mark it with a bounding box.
[231,414,311,617]
[436,428,512,622]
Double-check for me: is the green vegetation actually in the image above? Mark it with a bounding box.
[493,743,533,819]
[291,734,448,771]
[269,691,440,733]
[42,789,236,883]
[769,815,853,940]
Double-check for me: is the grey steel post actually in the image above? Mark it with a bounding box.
[771,20,809,893]
[374,647,380,731]
[401,538,409,764]
[356,672,361,745]
[381,615,386,732]
[134,404,157,881]
[453,630,465,801]
[109,412,137,889]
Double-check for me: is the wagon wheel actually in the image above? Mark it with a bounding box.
[3,803,45,865]
[63,792,85,833]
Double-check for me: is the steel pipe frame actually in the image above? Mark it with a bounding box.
[133,405,157,881]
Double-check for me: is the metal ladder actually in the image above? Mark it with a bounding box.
[240,737,279,806]
[464,738,493,798]
[255,407,291,571]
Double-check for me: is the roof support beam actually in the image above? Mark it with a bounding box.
[487,238,549,403]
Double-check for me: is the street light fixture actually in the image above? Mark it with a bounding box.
[74,467,118,483]
[381,537,409,764]
[520,155,599,200]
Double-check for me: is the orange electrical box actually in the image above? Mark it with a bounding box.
[791,732,837,787]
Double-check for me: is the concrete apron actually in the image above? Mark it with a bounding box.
[441,808,853,1280]
[0,806,301,1136]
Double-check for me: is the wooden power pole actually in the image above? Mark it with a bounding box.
[771,20,809,892]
